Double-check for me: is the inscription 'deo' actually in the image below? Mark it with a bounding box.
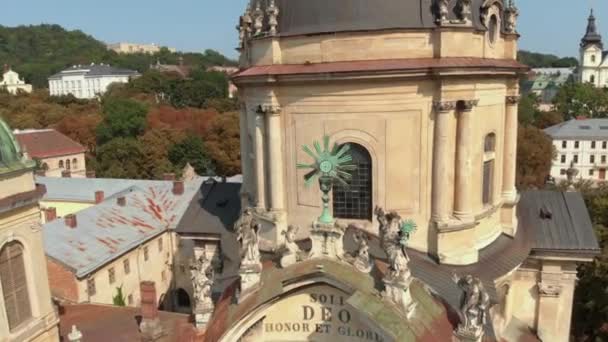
[263,293,384,342]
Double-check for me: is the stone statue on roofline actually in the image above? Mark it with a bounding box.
[351,231,373,273]
[237,217,261,269]
[452,274,490,340]
[190,250,214,312]
[278,225,306,268]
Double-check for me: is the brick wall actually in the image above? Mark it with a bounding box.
[46,258,79,302]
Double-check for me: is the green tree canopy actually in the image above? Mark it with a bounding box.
[169,135,214,176]
[516,124,555,189]
[553,82,608,119]
[95,138,145,178]
[518,50,578,68]
[96,98,148,144]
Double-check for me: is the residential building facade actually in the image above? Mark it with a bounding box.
[545,118,608,181]
[107,42,176,54]
[41,176,203,311]
[0,65,33,94]
[48,64,139,99]
[0,120,59,342]
[14,129,87,178]
[579,10,608,87]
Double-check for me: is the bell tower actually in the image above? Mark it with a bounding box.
[580,9,603,86]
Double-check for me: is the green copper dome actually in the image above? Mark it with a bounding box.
[0,118,34,173]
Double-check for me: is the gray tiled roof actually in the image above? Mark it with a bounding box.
[48,64,139,80]
[544,119,608,140]
[520,190,600,253]
[43,178,204,278]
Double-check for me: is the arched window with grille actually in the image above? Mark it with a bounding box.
[72,158,78,170]
[482,133,496,206]
[0,242,32,331]
[58,160,64,169]
[66,159,71,170]
[332,143,373,220]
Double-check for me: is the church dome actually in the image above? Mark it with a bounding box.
[246,0,490,37]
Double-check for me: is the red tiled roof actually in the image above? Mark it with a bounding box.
[58,303,191,342]
[233,57,528,79]
[14,129,86,159]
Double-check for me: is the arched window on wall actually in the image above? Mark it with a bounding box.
[0,242,32,331]
[66,159,71,170]
[72,158,78,170]
[591,74,596,84]
[333,143,373,220]
[592,55,597,63]
[482,133,496,206]
[58,160,64,169]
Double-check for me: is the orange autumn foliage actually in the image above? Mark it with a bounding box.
[147,105,218,136]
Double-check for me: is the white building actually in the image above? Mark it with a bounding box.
[0,66,32,94]
[107,42,176,54]
[48,63,139,99]
[579,9,608,87]
[545,118,608,181]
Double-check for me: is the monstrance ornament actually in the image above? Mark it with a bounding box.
[297,135,356,224]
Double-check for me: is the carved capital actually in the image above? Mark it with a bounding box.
[433,101,458,113]
[506,95,521,105]
[538,281,562,297]
[459,99,479,112]
[255,104,281,116]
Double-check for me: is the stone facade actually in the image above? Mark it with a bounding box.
[0,67,32,95]
[0,120,59,342]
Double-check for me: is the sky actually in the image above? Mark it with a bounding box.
[2,0,605,59]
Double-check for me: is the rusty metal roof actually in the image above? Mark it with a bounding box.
[14,129,86,159]
[43,178,204,278]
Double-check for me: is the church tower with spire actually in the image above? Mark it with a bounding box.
[580,9,605,86]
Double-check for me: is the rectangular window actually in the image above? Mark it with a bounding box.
[562,141,567,148]
[590,169,595,176]
[603,155,607,164]
[573,155,579,164]
[158,238,163,252]
[128,294,133,305]
[575,141,580,149]
[591,155,596,163]
[603,141,607,149]
[560,155,566,163]
[143,246,149,262]
[87,278,96,296]
[108,268,115,284]
[560,169,567,175]
[592,141,597,149]
[482,160,494,206]
[123,259,130,275]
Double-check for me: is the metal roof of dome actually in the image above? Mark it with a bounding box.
[244,0,490,37]
[0,119,34,172]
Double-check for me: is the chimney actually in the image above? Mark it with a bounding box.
[172,180,184,195]
[86,170,96,178]
[163,173,176,181]
[35,169,46,177]
[139,281,164,341]
[95,191,105,204]
[36,183,47,196]
[44,207,57,222]
[117,196,126,207]
[62,170,71,178]
[64,214,77,228]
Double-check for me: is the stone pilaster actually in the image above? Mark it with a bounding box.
[535,261,576,342]
[254,108,266,210]
[501,95,520,236]
[260,105,285,212]
[432,101,457,224]
[454,100,478,223]
[239,103,252,207]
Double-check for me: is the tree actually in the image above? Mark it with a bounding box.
[534,111,564,129]
[518,50,578,68]
[138,128,184,179]
[553,82,608,119]
[167,79,223,108]
[95,138,145,179]
[204,112,241,176]
[55,113,102,153]
[113,285,126,307]
[516,124,555,189]
[168,135,214,176]
[96,98,148,144]
[518,93,539,125]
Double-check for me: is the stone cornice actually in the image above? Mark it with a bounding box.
[506,95,521,105]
